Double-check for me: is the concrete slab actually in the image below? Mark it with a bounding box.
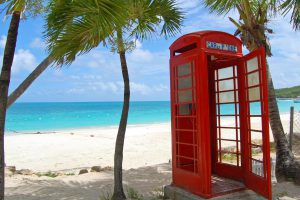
[164,185,266,200]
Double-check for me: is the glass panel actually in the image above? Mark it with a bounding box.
[248,71,260,87]
[250,102,261,115]
[178,143,195,158]
[219,128,237,140]
[219,91,234,103]
[178,76,192,89]
[220,141,237,152]
[178,63,191,76]
[251,159,264,177]
[176,131,194,144]
[218,67,233,79]
[176,117,195,129]
[247,57,259,72]
[248,87,260,101]
[220,152,237,165]
[178,90,193,102]
[178,104,192,115]
[250,116,262,130]
[251,131,263,145]
[219,116,237,128]
[219,79,234,91]
[219,104,236,115]
[177,157,195,172]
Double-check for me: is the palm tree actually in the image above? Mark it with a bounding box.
[281,0,300,30]
[0,0,44,198]
[44,0,183,199]
[109,2,182,199]
[203,0,300,183]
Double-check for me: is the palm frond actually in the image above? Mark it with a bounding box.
[203,0,240,15]
[129,0,183,41]
[44,0,125,66]
[281,0,300,30]
[0,0,44,18]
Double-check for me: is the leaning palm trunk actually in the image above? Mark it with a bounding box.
[0,11,21,199]
[112,31,130,200]
[6,55,53,108]
[267,64,300,183]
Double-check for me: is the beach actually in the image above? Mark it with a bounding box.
[4,113,300,199]
[5,123,172,172]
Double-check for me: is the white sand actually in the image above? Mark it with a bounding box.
[5,123,172,172]
[5,114,291,172]
[5,114,299,200]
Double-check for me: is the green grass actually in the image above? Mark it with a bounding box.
[149,187,168,200]
[126,187,144,200]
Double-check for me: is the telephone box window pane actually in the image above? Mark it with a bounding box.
[219,79,234,91]
[247,57,259,72]
[251,131,263,145]
[250,102,262,115]
[179,104,192,115]
[251,159,264,177]
[248,87,260,101]
[248,71,260,87]
[179,90,193,102]
[219,91,234,103]
[178,76,192,89]
[178,63,191,76]
[250,116,262,131]
[219,104,236,115]
[218,67,233,79]
[219,128,237,140]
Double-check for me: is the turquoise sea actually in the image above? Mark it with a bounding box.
[5,100,300,133]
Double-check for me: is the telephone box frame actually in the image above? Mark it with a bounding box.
[169,31,271,199]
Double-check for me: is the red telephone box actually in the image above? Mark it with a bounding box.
[169,31,271,199]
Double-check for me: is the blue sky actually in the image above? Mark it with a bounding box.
[0,0,300,102]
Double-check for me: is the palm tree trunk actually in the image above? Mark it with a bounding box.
[6,55,53,109]
[112,31,129,200]
[0,11,21,199]
[267,63,300,183]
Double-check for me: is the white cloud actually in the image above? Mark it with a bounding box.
[131,82,152,95]
[266,15,300,88]
[30,37,46,49]
[11,49,37,74]
[0,35,6,49]
[130,48,154,62]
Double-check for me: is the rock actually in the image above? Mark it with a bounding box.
[5,169,13,176]
[78,169,88,175]
[90,166,102,172]
[102,166,113,171]
[6,166,16,173]
[16,169,34,175]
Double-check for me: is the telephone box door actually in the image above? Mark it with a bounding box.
[171,53,203,195]
[241,48,271,200]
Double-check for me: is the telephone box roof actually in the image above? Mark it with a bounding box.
[170,30,243,56]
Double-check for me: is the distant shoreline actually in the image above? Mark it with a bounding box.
[4,122,171,135]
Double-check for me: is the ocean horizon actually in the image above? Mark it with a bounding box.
[5,100,300,133]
